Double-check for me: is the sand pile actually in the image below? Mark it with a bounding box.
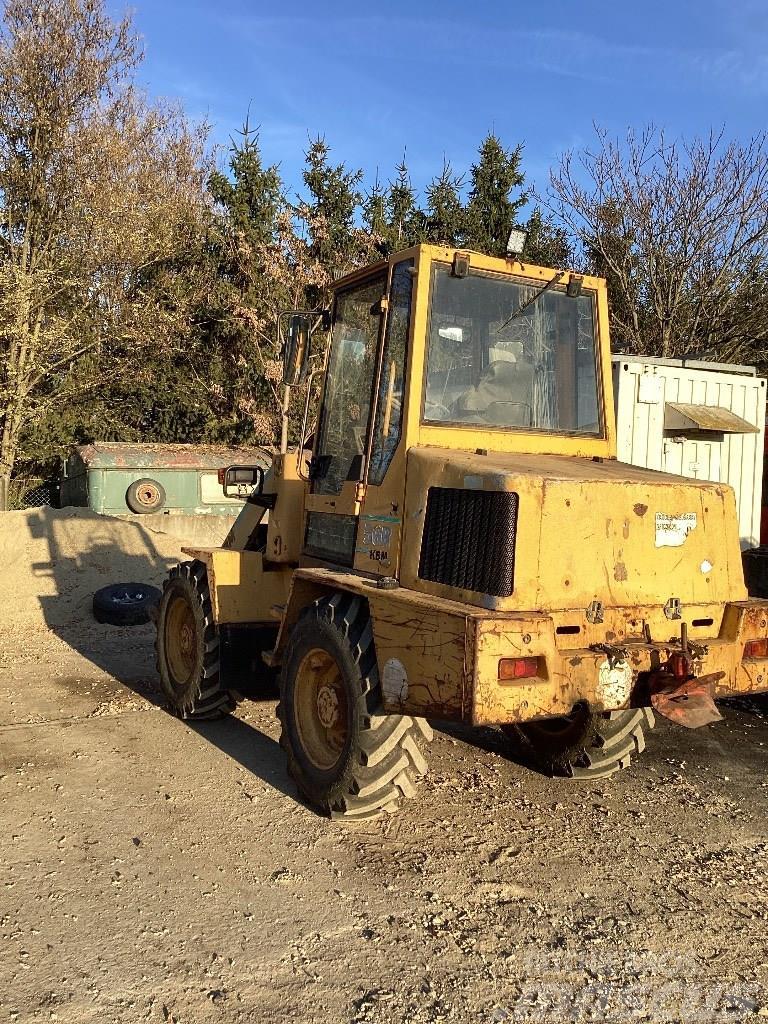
[0,507,188,634]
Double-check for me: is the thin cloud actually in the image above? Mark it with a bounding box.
[212,11,768,98]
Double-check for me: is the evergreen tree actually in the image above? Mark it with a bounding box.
[424,159,465,246]
[464,134,527,256]
[300,136,364,299]
[386,158,424,250]
[202,122,292,442]
[523,207,572,268]
[208,117,283,252]
[362,172,389,244]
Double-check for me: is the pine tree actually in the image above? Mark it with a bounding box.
[203,122,292,441]
[464,134,527,256]
[208,117,283,252]
[386,158,424,250]
[523,207,572,268]
[424,159,465,246]
[300,136,364,294]
[362,172,389,245]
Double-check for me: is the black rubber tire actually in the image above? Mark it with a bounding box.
[278,593,432,820]
[93,582,162,626]
[504,705,655,780]
[154,560,233,719]
[125,478,166,514]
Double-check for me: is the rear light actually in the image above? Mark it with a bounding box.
[744,638,768,659]
[498,657,539,681]
[217,467,226,485]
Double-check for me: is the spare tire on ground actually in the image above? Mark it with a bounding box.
[93,583,162,626]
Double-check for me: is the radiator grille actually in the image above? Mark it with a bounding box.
[418,487,518,597]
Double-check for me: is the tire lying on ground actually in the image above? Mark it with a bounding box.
[125,477,166,514]
[154,560,233,719]
[278,593,432,820]
[503,704,655,780]
[92,582,162,626]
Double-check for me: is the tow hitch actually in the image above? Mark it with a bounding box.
[647,623,724,728]
[591,623,724,728]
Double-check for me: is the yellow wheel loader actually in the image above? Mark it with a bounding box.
[154,243,768,819]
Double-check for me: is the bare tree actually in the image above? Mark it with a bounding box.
[0,0,209,508]
[547,126,768,363]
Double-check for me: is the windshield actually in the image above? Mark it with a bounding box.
[424,265,602,434]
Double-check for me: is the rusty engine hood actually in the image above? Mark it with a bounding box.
[401,448,747,612]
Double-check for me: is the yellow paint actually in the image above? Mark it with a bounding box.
[272,566,768,725]
[181,546,292,625]
[181,242,768,722]
[265,451,309,563]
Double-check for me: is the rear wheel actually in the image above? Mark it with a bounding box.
[504,704,655,779]
[278,594,432,819]
[155,560,233,719]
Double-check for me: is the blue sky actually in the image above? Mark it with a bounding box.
[120,0,768,205]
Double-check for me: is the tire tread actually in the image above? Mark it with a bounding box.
[279,595,431,820]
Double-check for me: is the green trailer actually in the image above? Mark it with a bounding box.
[60,443,272,518]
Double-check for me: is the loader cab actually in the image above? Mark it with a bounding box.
[301,244,616,576]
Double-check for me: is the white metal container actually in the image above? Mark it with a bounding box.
[612,356,767,549]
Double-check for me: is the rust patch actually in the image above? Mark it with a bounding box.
[633,503,648,517]
[614,562,628,582]
[605,630,616,642]
[623,520,630,539]
[569,656,583,667]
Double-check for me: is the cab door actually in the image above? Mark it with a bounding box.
[303,272,387,566]
[353,257,415,577]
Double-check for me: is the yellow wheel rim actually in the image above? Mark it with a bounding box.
[293,647,349,771]
[164,593,197,688]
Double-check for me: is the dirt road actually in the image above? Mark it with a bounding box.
[2,510,768,1023]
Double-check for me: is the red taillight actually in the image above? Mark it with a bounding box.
[498,657,539,681]
[217,467,226,485]
[744,638,768,659]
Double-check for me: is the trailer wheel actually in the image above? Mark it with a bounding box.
[155,560,233,719]
[504,705,655,780]
[278,594,432,819]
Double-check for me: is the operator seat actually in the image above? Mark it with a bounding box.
[453,358,534,425]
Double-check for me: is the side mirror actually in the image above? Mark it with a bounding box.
[283,314,312,386]
[219,465,264,499]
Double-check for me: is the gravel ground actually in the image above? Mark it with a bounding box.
[2,510,768,1023]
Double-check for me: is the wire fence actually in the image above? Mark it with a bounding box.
[8,476,59,510]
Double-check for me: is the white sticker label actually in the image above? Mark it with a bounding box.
[597,658,633,706]
[381,658,408,704]
[655,512,697,547]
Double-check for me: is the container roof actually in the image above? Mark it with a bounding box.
[72,442,274,470]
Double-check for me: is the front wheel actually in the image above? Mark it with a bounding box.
[503,705,655,779]
[155,560,233,719]
[278,594,432,819]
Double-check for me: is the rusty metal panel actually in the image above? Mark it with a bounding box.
[73,442,273,471]
[368,596,470,720]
